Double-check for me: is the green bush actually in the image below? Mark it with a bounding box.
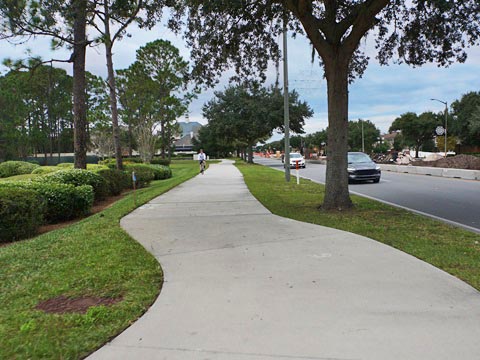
[124,164,155,188]
[149,165,172,180]
[72,185,96,217]
[56,163,74,168]
[0,181,94,223]
[0,161,40,178]
[37,169,109,201]
[0,187,45,242]
[150,158,171,166]
[123,157,143,163]
[32,183,93,221]
[56,163,107,171]
[99,159,137,170]
[96,169,130,196]
[87,164,108,171]
[98,157,142,168]
[32,166,60,175]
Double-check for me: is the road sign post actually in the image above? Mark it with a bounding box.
[132,171,137,206]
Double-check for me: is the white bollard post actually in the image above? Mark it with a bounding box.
[296,160,300,185]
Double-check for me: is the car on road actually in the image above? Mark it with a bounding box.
[347,152,381,183]
[287,153,306,169]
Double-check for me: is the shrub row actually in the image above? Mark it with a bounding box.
[0,161,40,178]
[56,163,108,171]
[0,163,173,242]
[96,169,131,196]
[149,165,172,180]
[0,181,94,224]
[32,166,59,175]
[124,164,154,188]
[150,158,171,166]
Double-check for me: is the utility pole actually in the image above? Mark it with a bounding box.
[283,6,290,182]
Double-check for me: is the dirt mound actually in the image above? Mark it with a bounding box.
[36,295,122,314]
[415,155,480,170]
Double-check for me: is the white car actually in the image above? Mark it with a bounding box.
[288,153,306,168]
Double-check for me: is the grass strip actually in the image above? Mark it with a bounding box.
[0,161,199,359]
[236,161,480,291]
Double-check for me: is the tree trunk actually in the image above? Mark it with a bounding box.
[103,5,123,170]
[72,0,88,169]
[128,122,133,157]
[247,142,254,163]
[322,57,353,210]
[167,127,172,161]
[161,120,166,159]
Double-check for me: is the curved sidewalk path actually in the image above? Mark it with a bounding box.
[89,160,480,360]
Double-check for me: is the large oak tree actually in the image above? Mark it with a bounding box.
[177,0,480,209]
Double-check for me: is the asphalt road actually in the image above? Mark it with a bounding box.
[254,157,480,233]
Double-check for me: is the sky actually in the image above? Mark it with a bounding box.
[1,19,479,140]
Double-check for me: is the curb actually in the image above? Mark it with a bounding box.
[379,164,480,181]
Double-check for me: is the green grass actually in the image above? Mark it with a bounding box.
[236,161,480,291]
[0,161,199,359]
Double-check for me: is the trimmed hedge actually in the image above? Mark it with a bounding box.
[32,166,60,175]
[0,187,45,242]
[0,161,40,178]
[36,169,109,201]
[124,164,155,188]
[56,163,108,171]
[0,181,94,223]
[150,158,171,166]
[99,158,142,169]
[56,163,74,168]
[149,165,172,180]
[96,169,131,196]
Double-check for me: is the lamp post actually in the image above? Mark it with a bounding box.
[431,98,448,158]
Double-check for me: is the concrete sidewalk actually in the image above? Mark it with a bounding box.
[88,160,480,360]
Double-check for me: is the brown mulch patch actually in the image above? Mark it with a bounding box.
[37,193,127,235]
[414,154,480,170]
[36,295,123,314]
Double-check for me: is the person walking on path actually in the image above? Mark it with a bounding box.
[198,149,207,174]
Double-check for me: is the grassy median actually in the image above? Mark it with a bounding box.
[236,161,480,291]
[0,161,199,359]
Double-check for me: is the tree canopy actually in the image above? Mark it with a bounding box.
[348,119,380,153]
[199,83,312,162]
[389,111,441,157]
[451,91,480,147]
[117,39,192,163]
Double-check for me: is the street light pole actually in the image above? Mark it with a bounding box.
[283,6,290,182]
[431,98,448,158]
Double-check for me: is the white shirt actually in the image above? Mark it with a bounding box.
[198,153,206,161]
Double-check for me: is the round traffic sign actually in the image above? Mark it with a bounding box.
[435,126,445,136]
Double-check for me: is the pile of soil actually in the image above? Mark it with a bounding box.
[36,295,122,314]
[413,154,480,170]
